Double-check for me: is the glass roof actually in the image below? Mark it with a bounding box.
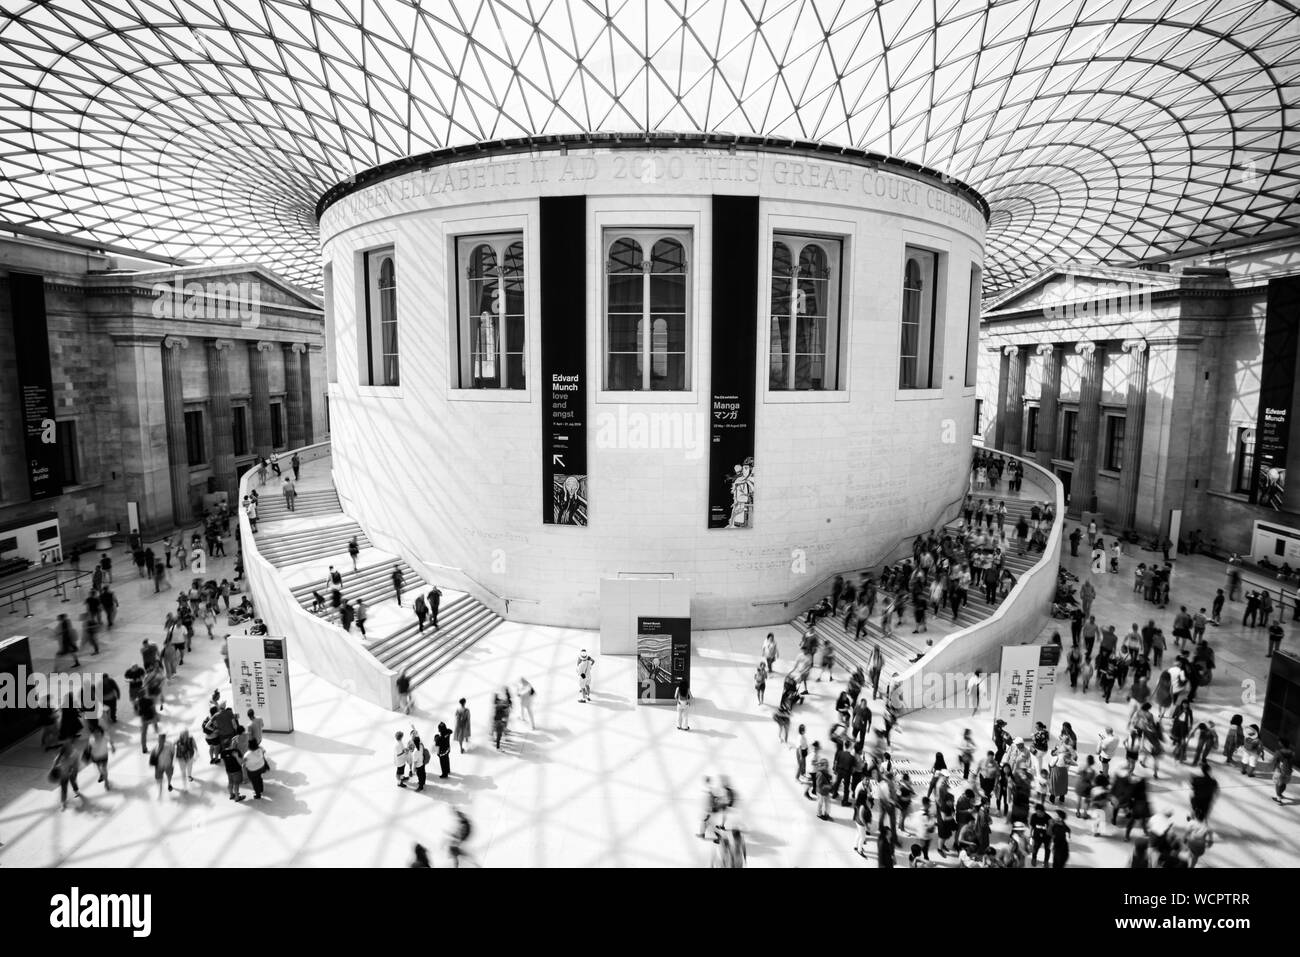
[0,0,1296,293]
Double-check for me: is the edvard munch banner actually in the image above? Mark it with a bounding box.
[708,195,759,529]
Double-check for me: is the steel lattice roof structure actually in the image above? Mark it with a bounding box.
[0,0,1297,294]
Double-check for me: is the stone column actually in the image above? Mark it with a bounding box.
[300,347,315,443]
[1070,340,1104,518]
[113,335,172,535]
[161,335,192,525]
[283,342,307,449]
[994,348,1011,450]
[1118,338,1149,532]
[249,340,275,456]
[1035,343,1060,470]
[1002,345,1026,456]
[206,338,237,501]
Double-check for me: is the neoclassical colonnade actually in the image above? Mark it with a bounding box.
[160,336,314,524]
[993,337,1149,531]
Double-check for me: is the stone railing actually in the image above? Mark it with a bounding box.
[238,441,399,710]
[895,449,1064,709]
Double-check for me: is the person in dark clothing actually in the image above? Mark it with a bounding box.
[1050,811,1071,868]
[340,601,354,632]
[1069,527,1082,557]
[1190,763,1220,821]
[392,565,404,606]
[429,586,442,628]
[1028,802,1053,866]
[434,722,452,778]
[833,743,855,806]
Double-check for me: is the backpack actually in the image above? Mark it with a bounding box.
[422,746,431,764]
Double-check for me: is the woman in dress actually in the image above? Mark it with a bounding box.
[675,682,693,731]
[453,698,471,753]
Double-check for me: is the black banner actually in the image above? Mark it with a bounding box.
[1251,276,1300,508]
[636,615,691,702]
[540,195,588,525]
[707,195,759,528]
[9,271,61,499]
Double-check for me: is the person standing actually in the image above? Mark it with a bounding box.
[393,731,411,788]
[1273,743,1294,804]
[281,474,297,511]
[754,661,768,705]
[391,565,404,606]
[429,585,442,628]
[291,451,301,480]
[434,722,452,779]
[576,649,595,703]
[1050,811,1071,868]
[406,734,427,792]
[453,698,471,753]
[221,743,247,802]
[675,682,692,731]
[1268,620,1284,657]
[413,593,428,633]
[1079,580,1096,618]
[761,632,777,674]
[339,600,355,633]
[1211,588,1225,626]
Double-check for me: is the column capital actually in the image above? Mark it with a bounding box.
[1075,340,1097,358]
[162,335,188,350]
[1035,342,1056,357]
[1002,344,1021,357]
[1121,338,1148,355]
[254,340,277,353]
[210,338,236,352]
[286,341,308,355]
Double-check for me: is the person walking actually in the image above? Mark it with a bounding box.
[221,742,247,802]
[174,729,197,790]
[396,672,413,715]
[428,585,442,628]
[434,722,452,779]
[754,661,768,705]
[453,698,471,753]
[52,740,84,809]
[392,565,404,606]
[291,451,301,480]
[87,725,114,790]
[354,598,368,638]
[517,678,537,729]
[413,593,428,633]
[576,649,595,702]
[1268,620,1284,657]
[347,537,360,572]
[1273,743,1294,804]
[675,682,693,731]
[150,732,176,796]
[281,474,297,512]
[761,632,778,674]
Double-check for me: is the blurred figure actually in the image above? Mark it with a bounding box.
[447,809,473,868]
[517,678,537,730]
[411,843,431,868]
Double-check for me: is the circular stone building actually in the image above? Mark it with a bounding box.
[317,134,988,629]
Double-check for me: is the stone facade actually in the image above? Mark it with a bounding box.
[977,240,1300,555]
[0,235,325,558]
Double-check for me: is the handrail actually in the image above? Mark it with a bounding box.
[3,567,94,617]
[416,560,538,612]
[750,484,973,610]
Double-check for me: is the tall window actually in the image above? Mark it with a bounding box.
[362,247,399,386]
[1060,409,1079,460]
[974,398,983,434]
[769,234,843,390]
[184,410,206,466]
[605,231,689,391]
[232,406,248,457]
[965,265,982,387]
[455,234,525,389]
[1104,415,1126,471]
[900,246,941,389]
[1236,427,1256,493]
[56,420,78,486]
[1025,406,1039,454]
[270,401,284,449]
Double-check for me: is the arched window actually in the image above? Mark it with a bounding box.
[769,234,842,390]
[455,233,526,389]
[899,246,940,389]
[361,246,399,387]
[605,231,690,391]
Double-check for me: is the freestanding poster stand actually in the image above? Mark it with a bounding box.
[994,644,1061,739]
[598,575,692,704]
[227,635,294,732]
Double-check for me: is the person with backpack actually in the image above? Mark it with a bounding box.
[407,732,428,792]
[576,649,595,703]
[174,729,197,790]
